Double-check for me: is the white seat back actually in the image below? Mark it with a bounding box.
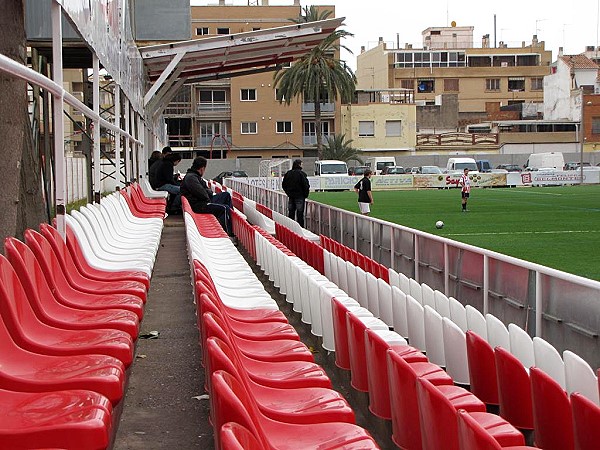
[564,350,600,405]
[449,297,468,332]
[421,283,436,309]
[336,256,349,293]
[355,266,369,309]
[406,295,426,352]
[533,336,566,389]
[398,272,410,295]
[424,305,446,367]
[434,290,451,318]
[377,278,393,327]
[345,261,358,300]
[408,278,422,304]
[366,272,380,318]
[442,317,470,385]
[486,314,510,351]
[388,268,400,291]
[508,323,535,369]
[466,305,488,340]
[391,286,409,338]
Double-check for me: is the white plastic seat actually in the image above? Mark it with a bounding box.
[564,350,600,405]
[434,290,451,318]
[345,261,358,300]
[302,273,330,326]
[533,336,566,389]
[424,305,446,367]
[398,272,410,295]
[421,283,436,309]
[408,278,422,304]
[508,323,535,369]
[466,305,488,341]
[99,202,161,241]
[405,295,426,352]
[115,194,164,228]
[366,272,380,318]
[377,278,393,327]
[391,286,409,338]
[323,250,332,279]
[329,253,339,286]
[336,256,349,293]
[91,203,160,249]
[485,314,510,351]
[355,266,369,309]
[388,268,400,291]
[140,178,168,198]
[323,295,366,352]
[442,317,470,385]
[310,281,343,337]
[449,297,468,333]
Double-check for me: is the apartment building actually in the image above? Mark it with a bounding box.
[163,1,339,160]
[357,25,553,128]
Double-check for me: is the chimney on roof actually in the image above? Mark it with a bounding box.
[219,0,225,5]
[558,47,564,57]
[532,34,538,45]
[405,43,413,49]
[361,46,365,53]
[378,36,384,44]
[482,34,490,48]
[293,0,300,4]
[261,0,269,5]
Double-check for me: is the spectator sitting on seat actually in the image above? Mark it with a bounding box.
[161,146,172,156]
[149,152,182,213]
[180,156,233,236]
[148,150,162,171]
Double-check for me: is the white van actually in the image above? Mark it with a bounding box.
[524,152,564,171]
[365,157,396,175]
[314,160,348,176]
[446,157,479,174]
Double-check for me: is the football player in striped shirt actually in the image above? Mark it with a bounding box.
[459,168,471,212]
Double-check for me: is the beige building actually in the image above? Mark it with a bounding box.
[162,1,340,160]
[341,89,416,154]
[357,26,553,127]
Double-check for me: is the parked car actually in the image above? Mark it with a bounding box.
[419,165,443,174]
[409,167,421,174]
[348,166,369,176]
[496,164,522,172]
[213,170,248,184]
[381,166,406,175]
[564,162,591,170]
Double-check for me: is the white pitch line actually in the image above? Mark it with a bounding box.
[446,230,600,236]
[502,189,563,196]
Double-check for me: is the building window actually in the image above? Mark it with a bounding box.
[199,90,226,104]
[195,27,209,36]
[531,77,543,91]
[486,78,500,91]
[417,79,435,93]
[591,117,600,134]
[276,121,293,133]
[252,27,261,31]
[386,120,402,137]
[358,121,375,137]
[508,77,525,92]
[444,78,459,92]
[275,89,286,102]
[240,89,256,101]
[241,122,257,134]
[400,79,414,90]
[216,27,230,35]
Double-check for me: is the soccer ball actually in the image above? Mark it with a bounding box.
[435,220,444,229]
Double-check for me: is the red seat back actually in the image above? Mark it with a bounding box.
[571,392,600,450]
[466,330,499,405]
[530,366,574,450]
[457,409,503,450]
[220,422,263,450]
[494,346,534,430]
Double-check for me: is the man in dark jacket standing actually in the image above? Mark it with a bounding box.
[180,156,233,235]
[282,159,310,227]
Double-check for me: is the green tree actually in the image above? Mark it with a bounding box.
[322,134,363,164]
[274,28,356,159]
[290,5,332,23]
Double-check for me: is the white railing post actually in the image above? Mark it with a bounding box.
[114,85,122,189]
[536,271,543,337]
[483,254,489,314]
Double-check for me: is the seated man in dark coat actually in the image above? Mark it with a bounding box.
[149,152,182,213]
[180,156,233,235]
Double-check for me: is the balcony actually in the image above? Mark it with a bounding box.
[196,102,231,118]
[303,132,333,146]
[302,102,335,117]
[197,134,232,147]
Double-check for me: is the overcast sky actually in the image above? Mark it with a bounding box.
[191,0,600,70]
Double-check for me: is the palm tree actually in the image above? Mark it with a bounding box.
[274,28,356,159]
[290,5,332,23]
[322,134,363,164]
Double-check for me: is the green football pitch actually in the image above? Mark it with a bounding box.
[310,185,600,281]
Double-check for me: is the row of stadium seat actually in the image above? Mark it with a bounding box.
[223,183,600,450]
[0,185,164,449]
[181,197,380,449]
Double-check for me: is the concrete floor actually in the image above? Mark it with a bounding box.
[113,215,394,449]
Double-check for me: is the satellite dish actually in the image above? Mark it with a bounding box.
[451,20,457,27]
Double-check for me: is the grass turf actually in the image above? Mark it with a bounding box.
[310,185,600,281]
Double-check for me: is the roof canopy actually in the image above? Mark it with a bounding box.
[140,18,344,112]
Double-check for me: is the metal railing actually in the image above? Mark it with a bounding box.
[228,178,600,369]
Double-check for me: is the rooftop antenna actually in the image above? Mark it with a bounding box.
[535,18,547,37]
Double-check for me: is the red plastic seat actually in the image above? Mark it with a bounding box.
[0,388,112,450]
[494,346,534,430]
[571,392,600,450]
[4,244,139,339]
[530,366,575,450]
[201,303,314,364]
[203,313,329,390]
[5,237,144,321]
[0,303,125,404]
[331,297,357,370]
[120,189,165,219]
[206,337,355,425]
[364,328,427,419]
[220,422,263,450]
[59,224,150,289]
[466,330,499,405]
[0,253,134,367]
[387,351,454,450]
[211,370,379,450]
[131,182,166,207]
[417,378,524,450]
[125,186,166,214]
[25,229,147,302]
[457,409,538,450]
